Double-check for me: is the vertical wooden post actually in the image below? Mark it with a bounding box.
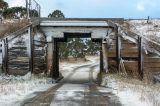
[26,0,29,19]
[38,5,41,17]
[2,39,5,73]
[116,26,121,71]
[29,0,31,17]
[102,43,108,72]
[5,38,8,74]
[100,40,103,73]
[138,36,143,80]
[56,41,59,78]
[52,38,59,79]
[29,25,33,73]
[2,38,8,74]
[0,17,2,24]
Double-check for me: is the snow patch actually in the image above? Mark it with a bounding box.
[0,72,55,106]
[103,75,160,106]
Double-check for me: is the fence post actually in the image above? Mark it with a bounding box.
[138,36,143,80]
[29,25,33,73]
[26,0,29,19]
[2,38,8,74]
[2,39,5,73]
[100,40,103,72]
[116,26,121,71]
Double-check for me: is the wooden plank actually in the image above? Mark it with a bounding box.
[108,60,117,66]
[122,43,137,48]
[144,57,160,62]
[144,67,160,72]
[8,69,29,75]
[109,44,116,49]
[108,51,116,57]
[123,61,139,78]
[123,61,138,69]
[121,48,138,57]
[144,63,160,68]
[9,46,27,50]
[122,53,138,58]
[122,48,138,52]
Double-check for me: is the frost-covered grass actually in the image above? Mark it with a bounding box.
[0,56,99,106]
[129,19,160,37]
[0,72,55,106]
[128,19,160,54]
[102,74,160,106]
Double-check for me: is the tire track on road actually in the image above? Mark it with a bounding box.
[22,62,97,106]
[85,64,122,106]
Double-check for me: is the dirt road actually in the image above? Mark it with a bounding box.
[22,61,122,106]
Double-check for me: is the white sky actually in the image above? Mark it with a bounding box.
[4,0,160,18]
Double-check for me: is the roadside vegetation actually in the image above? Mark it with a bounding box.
[102,72,160,106]
[0,0,39,38]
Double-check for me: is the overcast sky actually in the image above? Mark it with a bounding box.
[5,0,160,19]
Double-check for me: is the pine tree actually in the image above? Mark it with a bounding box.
[48,10,64,18]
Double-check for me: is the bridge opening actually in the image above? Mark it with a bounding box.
[52,33,104,81]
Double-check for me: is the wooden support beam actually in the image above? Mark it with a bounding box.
[29,25,34,73]
[138,36,143,80]
[56,39,59,78]
[26,0,29,19]
[2,39,5,73]
[52,38,59,79]
[116,26,121,71]
[100,40,104,72]
[2,38,8,74]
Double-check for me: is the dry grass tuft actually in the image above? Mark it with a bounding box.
[0,19,29,38]
[104,73,160,106]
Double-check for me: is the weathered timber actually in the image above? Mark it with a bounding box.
[116,26,121,71]
[29,25,34,73]
[2,38,8,74]
[123,61,139,78]
[121,49,138,58]
[100,41,103,72]
[138,36,143,80]
[8,69,29,75]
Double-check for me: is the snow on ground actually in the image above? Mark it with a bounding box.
[60,56,99,72]
[51,56,100,106]
[129,19,160,37]
[0,72,55,106]
[102,74,160,106]
[128,19,160,54]
[2,56,159,106]
[0,56,99,106]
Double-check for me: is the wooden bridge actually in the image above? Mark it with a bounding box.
[0,18,160,83]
